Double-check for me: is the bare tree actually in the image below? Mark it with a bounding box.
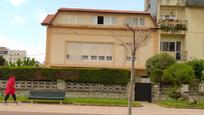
[115,24,152,115]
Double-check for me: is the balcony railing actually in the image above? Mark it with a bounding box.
[158,19,188,34]
[160,0,186,6]
[161,50,188,61]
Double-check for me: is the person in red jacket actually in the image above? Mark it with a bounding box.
[4,76,17,104]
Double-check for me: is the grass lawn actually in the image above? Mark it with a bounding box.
[0,96,142,107]
[158,100,204,109]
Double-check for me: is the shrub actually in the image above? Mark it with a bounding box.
[0,67,130,85]
[6,57,40,67]
[146,53,176,83]
[162,63,195,86]
[186,59,204,82]
[0,56,6,66]
[166,87,182,100]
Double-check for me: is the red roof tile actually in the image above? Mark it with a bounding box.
[58,8,149,15]
[41,15,54,25]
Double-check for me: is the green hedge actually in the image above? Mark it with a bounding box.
[0,67,130,85]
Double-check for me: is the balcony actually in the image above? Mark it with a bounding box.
[160,0,186,6]
[158,19,188,34]
[161,50,188,61]
[187,0,204,7]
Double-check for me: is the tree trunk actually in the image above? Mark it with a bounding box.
[128,53,136,115]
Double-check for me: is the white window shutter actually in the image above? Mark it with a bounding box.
[104,16,111,25]
[91,16,97,24]
[111,17,117,24]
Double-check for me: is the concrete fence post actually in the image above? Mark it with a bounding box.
[57,79,66,90]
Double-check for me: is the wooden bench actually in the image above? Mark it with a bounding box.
[28,89,65,105]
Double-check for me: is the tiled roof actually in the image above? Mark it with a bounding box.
[42,8,157,27]
[41,15,54,25]
[58,8,149,15]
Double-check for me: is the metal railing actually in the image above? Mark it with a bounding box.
[158,19,188,33]
[161,50,188,61]
[160,0,186,6]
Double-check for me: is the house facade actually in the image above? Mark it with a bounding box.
[42,8,158,74]
[145,0,204,61]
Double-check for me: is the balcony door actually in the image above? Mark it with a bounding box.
[160,41,182,60]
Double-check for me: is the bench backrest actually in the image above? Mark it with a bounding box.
[29,90,65,100]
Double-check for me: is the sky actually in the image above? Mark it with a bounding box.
[0,0,144,63]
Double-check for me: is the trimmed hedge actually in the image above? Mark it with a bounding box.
[0,67,130,85]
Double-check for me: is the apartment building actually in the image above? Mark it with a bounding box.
[42,8,158,74]
[0,47,26,63]
[145,0,204,61]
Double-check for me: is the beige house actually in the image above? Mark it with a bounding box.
[145,0,204,61]
[42,8,158,74]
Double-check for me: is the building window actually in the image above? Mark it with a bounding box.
[126,17,145,26]
[139,18,145,25]
[169,42,175,51]
[97,16,104,24]
[81,55,89,60]
[176,52,181,60]
[160,41,182,60]
[176,42,181,51]
[67,42,113,62]
[104,16,117,25]
[160,42,178,51]
[62,15,80,24]
[106,56,112,61]
[92,16,117,25]
[91,55,97,60]
[160,15,176,20]
[98,56,105,61]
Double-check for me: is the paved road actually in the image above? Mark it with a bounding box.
[0,102,203,115]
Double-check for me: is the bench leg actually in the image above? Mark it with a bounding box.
[31,100,34,104]
[60,101,62,105]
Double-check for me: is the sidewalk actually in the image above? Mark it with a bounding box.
[0,102,203,115]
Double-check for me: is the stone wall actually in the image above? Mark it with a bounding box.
[0,80,127,99]
[152,84,160,102]
[151,84,204,101]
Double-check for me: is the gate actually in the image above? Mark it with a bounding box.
[135,83,152,102]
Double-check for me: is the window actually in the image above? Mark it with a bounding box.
[67,42,113,62]
[104,16,117,25]
[160,41,182,60]
[97,16,104,24]
[161,15,176,20]
[81,55,89,60]
[160,42,169,51]
[106,56,112,61]
[139,18,145,25]
[92,16,117,25]
[127,18,138,25]
[169,42,175,51]
[176,42,181,51]
[160,42,176,51]
[91,55,97,60]
[126,17,145,26]
[176,53,181,60]
[62,15,80,24]
[98,56,105,61]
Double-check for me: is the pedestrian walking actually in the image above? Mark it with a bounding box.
[4,76,17,104]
